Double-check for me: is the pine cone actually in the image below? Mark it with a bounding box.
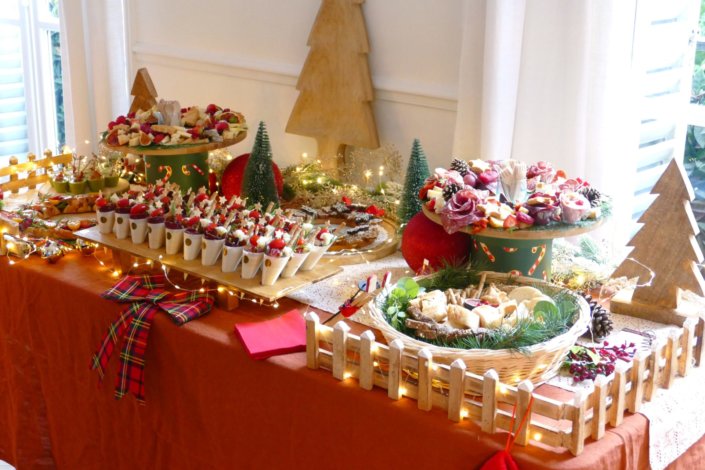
[582,294,613,339]
[450,158,470,176]
[442,183,462,201]
[579,187,602,207]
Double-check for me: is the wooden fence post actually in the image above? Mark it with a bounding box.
[26,153,36,189]
[592,374,608,440]
[332,322,350,380]
[448,359,466,422]
[481,369,499,434]
[417,348,433,412]
[514,380,534,446]
[610,362,628,427]
[629,350,648,413]
[645,340,662,401]
[359,330,375,390]
[8,156,18,193]
[664,331,680,389]
[388,339,404,400]
[695,317,705,367]
[304,312,320,369]
[680,318,696,377]
[570,390,587,456]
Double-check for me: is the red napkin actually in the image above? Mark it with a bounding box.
[233,309,307,360]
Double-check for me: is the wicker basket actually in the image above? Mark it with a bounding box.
[360,271,590,385]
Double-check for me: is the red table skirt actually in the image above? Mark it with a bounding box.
[0,254,701,469]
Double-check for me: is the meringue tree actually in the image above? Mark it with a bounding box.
[286,0,379,173]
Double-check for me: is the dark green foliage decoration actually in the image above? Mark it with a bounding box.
[398,139,431,225]
[242,121,280,208]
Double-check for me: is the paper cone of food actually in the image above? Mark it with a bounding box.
[300,244,331,271]
[281,251,309,278]
[130,217,149,244]
[148,222,165,250]
[165,227,184,255]
[240,250,264,279]
[201,237,225,266]
[221,245,244,272]
[113,213,130,239]
[97,209,115,235]
[182,231,203,261]
[261,254,290,286]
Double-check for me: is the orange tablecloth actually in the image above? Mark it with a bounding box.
[0,254,700,469]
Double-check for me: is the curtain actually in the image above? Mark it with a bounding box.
[59,0,130,156]
[453,0,639,248]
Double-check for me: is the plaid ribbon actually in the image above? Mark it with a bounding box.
[90,274,214,403]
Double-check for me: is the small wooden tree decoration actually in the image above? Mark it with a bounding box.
[129,68,158,114]
[286,0,379,174]
[611,158,705,325]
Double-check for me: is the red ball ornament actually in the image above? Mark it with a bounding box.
[401,212,473,272]
[220,153,284,200]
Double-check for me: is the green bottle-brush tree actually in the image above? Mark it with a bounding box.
[398,139,431,225]
[242,121,280,208]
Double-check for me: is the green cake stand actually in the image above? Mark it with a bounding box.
[423,206,604,280]
[103,132,246,192]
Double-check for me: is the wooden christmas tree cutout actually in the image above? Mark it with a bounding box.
[286,0,379,174]
[129,68,158,114]
[611,158,705,325]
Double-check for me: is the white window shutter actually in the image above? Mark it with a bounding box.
[0,23,29,162]
[633,0,700,219]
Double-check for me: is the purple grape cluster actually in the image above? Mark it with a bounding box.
[564,341,637,383]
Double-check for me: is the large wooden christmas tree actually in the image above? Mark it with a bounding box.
[286,0,379,173]
[611,158,705,325]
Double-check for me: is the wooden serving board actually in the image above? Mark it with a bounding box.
[324,218,399,266]
[75,225,342,303]
[422,206,604,240]
[102,131,247,156]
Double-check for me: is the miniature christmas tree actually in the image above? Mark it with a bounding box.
[286,0,379,173]
[398,139,431,225]
[242,122,280,208]
[611,158,705,325]
[128,68,158,114]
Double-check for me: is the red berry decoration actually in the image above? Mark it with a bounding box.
[269,238,287,250]
[117,198,130,208]
[95,197,107,208]
[130,204,148,216]
[220,153,283,200]
[401,212,473,272]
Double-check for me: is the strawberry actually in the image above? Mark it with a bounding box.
[160,196,171,206]
[116,198,130,208]
[316,228,328,241]
[428,199,436,211]
[194,193,208,204]
[205,104,219,115]
[342,196,352,206]
[95,197,108,208]
[130,204,147,216]
[185,216,200,227]
[214,120,229,134]
[249,234,260,247]
[153,133,166,144]
[269,238,286,251]
[150,208,164,218]
[249,210,261,220]
[503,214,517,229]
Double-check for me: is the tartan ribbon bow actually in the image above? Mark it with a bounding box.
[90,274,214,403]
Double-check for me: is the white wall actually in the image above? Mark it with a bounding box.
[120,0,469,170]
